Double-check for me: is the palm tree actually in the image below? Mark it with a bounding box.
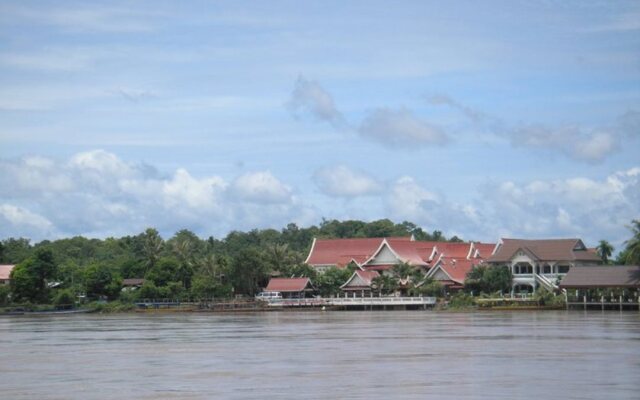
[173,238,195,289]
[596,240,614,264]
[142,228,163,273]
[623,220,640,265]
[371,274,397,296]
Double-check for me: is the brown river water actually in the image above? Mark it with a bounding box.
[0,310,639,400]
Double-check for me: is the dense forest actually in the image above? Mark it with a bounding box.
[0,219,461,306]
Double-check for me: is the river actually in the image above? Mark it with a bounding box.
[0,310,638,399]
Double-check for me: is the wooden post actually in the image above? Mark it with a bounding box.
[620,295,623,311]
[601,296,604,311]
[583,295,587,311]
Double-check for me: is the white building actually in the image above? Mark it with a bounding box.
[487,238,601,293]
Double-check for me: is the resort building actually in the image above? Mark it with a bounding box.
[425,242,496,291]
[487,238,601,294]
[305,237,497,292]
[264,277,314,298]
[0,264,15,285]
[340,270,380,296]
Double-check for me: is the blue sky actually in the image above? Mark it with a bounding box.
[0,0,639,250]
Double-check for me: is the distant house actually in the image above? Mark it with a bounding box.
[264,277,314,298]
[487,238,601,294]
[122,278,145,290]
[0,265,15,285]
[340,270,380,296]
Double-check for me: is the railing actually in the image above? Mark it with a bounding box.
[534,273,558,291]
[265,296,437,307]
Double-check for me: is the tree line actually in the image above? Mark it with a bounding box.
[0,219,460,306]
[1,218,638,307]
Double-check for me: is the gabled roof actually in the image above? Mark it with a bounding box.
[340,270,380,289]
[472,242,498,259]
[433,242,474,260]
[304,236,412,267]
[428,256,477,284]
[385,239,434,266]
[488,238,601,263]
[265,277,313,292]
[0,265,15,280]
[559,266,640,288]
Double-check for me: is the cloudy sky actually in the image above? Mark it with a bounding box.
[1,1,639,249]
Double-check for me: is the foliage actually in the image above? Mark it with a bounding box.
[596,240,614,264]
[533,288,565,307]
[315,267,352,297]
[88,300,135,313]
[464,265,512,295]
[447,293,476,309]
[0,238,32,264]
[9,248,57,303]
[227,247,268,296]
[371,274,398,295]
[53,289,75,308]
[414,279,444,297]
[0,219,470,305]
[84,262,122,300]
[0,285,10,306]
[621,220,640,265]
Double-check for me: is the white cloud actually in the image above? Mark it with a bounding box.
[230,171,292,203]
[511,125,618,163]
[287,76,346,128]
[0,204,56,238]
[386,176,439,223]
[313,165,382,197]
[0,150,310,240]
[430,93,635,163]
[384,168,640,248]
[358,108,449,148]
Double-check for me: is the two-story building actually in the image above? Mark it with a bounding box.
[486,238,601,294]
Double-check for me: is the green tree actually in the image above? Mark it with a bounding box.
[53,289,75,309]
[371,274,398,295]
[83,263,122,300]
[142,228,164,273]
[9,248,57,303]
[0,285,11,306]
[465,265,512,295]
[0,238,32,264]
[315,267,351,297]
[228,247,269,296]
[172,236,195,289]
[622,220,640,265]
[596,240,614,264]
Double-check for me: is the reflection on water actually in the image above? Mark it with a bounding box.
[0,311,639,399]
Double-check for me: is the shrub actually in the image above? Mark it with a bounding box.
[53,289,75,309]
[448,293,476,309]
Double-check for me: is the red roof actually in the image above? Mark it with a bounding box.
[385,239,434,266]
[265,278,312,292]
[472,242,497,259]
[434,257,477,284]
[434,242,473,259]
[0,265,15,280]
[305,237,412,267]
[356,270,380,282]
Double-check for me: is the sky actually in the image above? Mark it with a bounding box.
[0,0,639,250]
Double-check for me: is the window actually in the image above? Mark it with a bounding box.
[543,265,551,274]
[558,265,570,274]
